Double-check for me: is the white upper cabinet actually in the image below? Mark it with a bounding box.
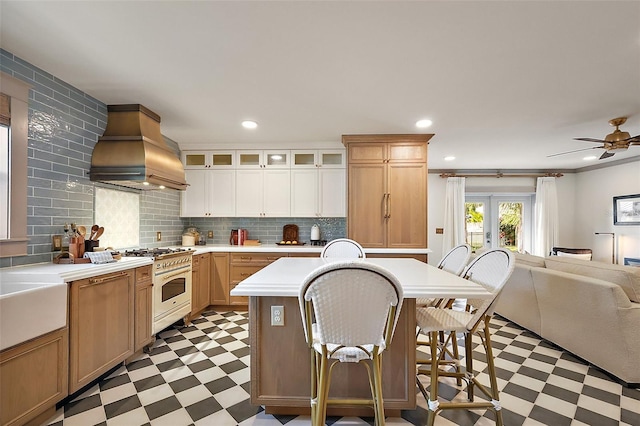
[181,169,235,217]
[236,150,290,169]
[236,169,290,217]
[181,148,343,218]
[183,151,235,169]
[291,149,345,169]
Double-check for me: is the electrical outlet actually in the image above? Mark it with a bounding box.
[271,305,284,326]
[207,230,214,238]
[156,231,162,241]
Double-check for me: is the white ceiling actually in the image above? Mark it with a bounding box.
[1,1,639,171]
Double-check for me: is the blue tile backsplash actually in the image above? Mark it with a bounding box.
[0,49,346,268]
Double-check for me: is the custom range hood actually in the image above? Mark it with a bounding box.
[89,104,188,190]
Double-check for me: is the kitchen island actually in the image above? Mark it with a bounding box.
[231,257,492,416]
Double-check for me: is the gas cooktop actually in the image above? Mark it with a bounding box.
[123,248,193,258]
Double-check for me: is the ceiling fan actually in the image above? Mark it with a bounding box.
[549,117,640,160]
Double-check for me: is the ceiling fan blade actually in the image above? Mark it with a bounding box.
[574,137,606,143]
[547,146,602,158]
[625,134,640,143]
[599,151,615,160]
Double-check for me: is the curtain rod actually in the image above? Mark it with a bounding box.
[439,172,564,179]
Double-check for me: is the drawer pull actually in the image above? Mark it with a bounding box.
[89,271,128,284]
[240,272,253,277]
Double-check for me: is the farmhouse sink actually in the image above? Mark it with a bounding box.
[0,281,67,351]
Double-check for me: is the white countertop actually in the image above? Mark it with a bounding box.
[230,257,492,299]
[0,256,152,285]
[184,244,432,256]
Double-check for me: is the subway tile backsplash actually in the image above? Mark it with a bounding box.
[1,49,346,268]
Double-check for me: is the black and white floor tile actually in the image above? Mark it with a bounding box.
[45,311,640,426]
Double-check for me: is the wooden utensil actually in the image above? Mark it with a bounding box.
[89,224,99,240]
[93,226,104,240]
[77,225,86,239]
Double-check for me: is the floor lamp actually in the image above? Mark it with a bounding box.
[595,232,616,264]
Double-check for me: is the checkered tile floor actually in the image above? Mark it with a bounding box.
[45,311,640,426]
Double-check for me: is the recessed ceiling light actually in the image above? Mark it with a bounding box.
[158,185,166,189]
[242,120,258,129]
[583,155,597,161]
[444,156,456,161]
[415,119,432,128]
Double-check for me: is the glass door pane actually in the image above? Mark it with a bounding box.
[465,200,487,252]
[498,201,524,252]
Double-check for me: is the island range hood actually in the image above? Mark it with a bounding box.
[89,104,188,190]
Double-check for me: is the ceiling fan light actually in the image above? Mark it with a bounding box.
[605,130,630,143]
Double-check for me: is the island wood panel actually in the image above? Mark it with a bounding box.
[249,296,416,413]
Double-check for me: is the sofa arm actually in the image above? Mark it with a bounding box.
[531,268,640,384]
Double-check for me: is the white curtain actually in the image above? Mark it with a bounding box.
[442,177,466,256]
[534,177,559,256]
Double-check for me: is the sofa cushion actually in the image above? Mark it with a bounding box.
[514,252,546,268]
[556,251,592,260]
[544,256,640,302]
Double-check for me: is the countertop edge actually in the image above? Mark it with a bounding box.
[184,245,432,255]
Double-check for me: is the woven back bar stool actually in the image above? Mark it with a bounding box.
[299,260,403,426]
[320,238,366,258]
[416,248,515,426]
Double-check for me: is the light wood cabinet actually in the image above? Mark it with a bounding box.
[0,328,68,426]
[229,253,284,306]
[210,252,230,305]
[343,134,433,248]
[180,169,236,217]
[191,253,211,316]
[134,265,154,352]
[69,270,134,393]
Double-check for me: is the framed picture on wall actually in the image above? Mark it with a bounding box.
[613,194,640,225]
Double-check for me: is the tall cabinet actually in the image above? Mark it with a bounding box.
[343,134,433,248]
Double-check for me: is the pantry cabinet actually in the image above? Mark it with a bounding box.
[134,265,154,352]
[69,269,134,393]
[180,169,235,217]
[191,253,211,317]
[343,134,433,248]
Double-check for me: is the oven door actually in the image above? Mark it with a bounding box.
[154,269,192,324]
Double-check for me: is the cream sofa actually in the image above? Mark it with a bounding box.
[494,253,640,386]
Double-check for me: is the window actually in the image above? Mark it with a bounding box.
[0,73,30,258]
[0,125,8,239]
[466,194,534,253]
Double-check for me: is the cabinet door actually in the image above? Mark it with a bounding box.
[134,266,153,351]
[291,169,318,217]
[263,170,291,217]
[387,163,427,247]
[210,253,230,305]
[183,152,209,169]
[319,168,345,217]
[181,169,208,217]
[347,143,386,164]
[348,163,386,247]
[69,270,134,393]
[388,142,427,163]
[192,254,211,316]
[210,170,236,216]
[236,170,263,216]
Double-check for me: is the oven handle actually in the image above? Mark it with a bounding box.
[163,271,189,281]
[89,271,128,285]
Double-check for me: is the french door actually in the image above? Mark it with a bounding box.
[465,195,534,253]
